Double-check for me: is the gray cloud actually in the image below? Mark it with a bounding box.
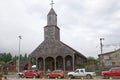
[0,0,120,58]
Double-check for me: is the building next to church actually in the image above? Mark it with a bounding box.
[29,5,87,71]
[98,48,120,69]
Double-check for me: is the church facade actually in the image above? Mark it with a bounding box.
[29,7,87,71]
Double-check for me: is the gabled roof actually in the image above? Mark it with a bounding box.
[20,61,29,66]
[59,41,87,59]
[30,39,86,59]
[98,48,120,56]
[3,60,29,67]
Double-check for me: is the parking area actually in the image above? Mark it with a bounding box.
[2,75,120,80]
[2,78,120,80]
[1,74,120,80]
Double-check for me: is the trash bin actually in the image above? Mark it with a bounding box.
[0,73,2,80]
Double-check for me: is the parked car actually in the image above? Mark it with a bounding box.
[17,69,44,78]
[67,68,96,79]
[17,72,23,78]
[46,70,64,79]
[101,67,120,79]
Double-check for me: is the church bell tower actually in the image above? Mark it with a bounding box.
[44,1,60,41]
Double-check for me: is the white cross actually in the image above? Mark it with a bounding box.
[50,0,54,8]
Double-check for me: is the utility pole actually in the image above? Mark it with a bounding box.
[100,38,104,70]
[18,36,22,73]
[100,38,104,54]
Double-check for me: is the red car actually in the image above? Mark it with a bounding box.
[46,70,64,79]
[19,70,44,78]
[101,67,120,79]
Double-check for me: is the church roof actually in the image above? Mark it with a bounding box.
[48,8,57,16]
[30,40,86,59]
[60,41,87,59]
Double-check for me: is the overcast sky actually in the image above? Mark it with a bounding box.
[0,0,120,58]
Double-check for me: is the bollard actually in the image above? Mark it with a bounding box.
[93,77,96,80]
[81,77,84,80]
[55,77,58,80]
[33,77,35,80]
[42,77,45,80]
[109,77,112,80]
[68,77,71,80]
[23,77,26,80]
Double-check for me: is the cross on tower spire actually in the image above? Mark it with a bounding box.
[50,0,54,8]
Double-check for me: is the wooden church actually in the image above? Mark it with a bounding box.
[29,2,87,71]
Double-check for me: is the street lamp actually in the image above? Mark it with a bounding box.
[18,36,22,73]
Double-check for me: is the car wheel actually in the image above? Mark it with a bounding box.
[69,75,73,78]
[21,74,24,78]
[86,74,92,79]
[57,75,62,79]
[47,75,50,79]
[104,75,109,79]
[16,74,20,78]
[32,75,37,78]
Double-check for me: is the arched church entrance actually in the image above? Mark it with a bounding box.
[56,56,63,70]
[45,57,54,71]
[65,55,72,71]
[37,57,43,70]
[31,57,36,65]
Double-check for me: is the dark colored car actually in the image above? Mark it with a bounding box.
[101,67,120,79]
[46,70,64,79]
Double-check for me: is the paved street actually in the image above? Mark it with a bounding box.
[2,74,120,80]
[2,78,120,80]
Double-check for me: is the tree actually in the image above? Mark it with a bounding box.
[20,54,23,61]
[13,53,28,61]
[6,53,12,62]
[1,53,7,63]
[0,53,12,63]
[24,53,28,61]
[12,55,18,61]
[87,56,98,65]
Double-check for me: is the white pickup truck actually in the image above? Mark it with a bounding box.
[67,68,96,79]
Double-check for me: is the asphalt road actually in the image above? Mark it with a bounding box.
[5,74,103,79]
[4,74,120,80]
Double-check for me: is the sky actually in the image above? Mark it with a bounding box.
[0,0,120,58]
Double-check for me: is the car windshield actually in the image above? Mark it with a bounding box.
[52,70,63,73]
[109,69,112,71]
[75,70,79,72]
